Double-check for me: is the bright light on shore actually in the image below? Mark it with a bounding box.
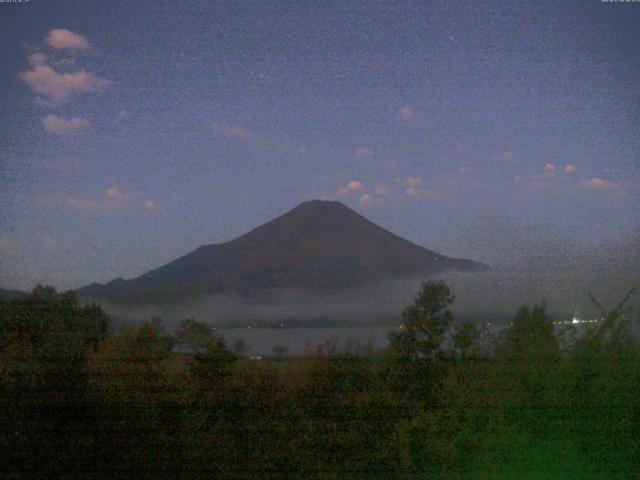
[553,317,600,326]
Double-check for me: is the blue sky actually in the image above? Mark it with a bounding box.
[1,0,639,290]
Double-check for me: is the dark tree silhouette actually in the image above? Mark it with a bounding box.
[500,304,559,361]
[388,280,455,360]
[452,321,480,359]
[175,317,216,351]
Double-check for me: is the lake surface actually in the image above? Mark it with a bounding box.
[217,326,395,356]
[214,321,605,356]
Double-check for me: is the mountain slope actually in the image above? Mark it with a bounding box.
[0,287,26,300]
[78,200,488,304]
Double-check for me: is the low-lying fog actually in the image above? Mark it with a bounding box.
[99,237,639,328]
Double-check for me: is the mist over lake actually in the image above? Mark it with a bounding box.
[96,234,639,329]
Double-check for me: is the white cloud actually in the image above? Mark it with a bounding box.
[67,186,125,211]
[348,180,364,191]
[105,186,125,199]
[359,194,374,206]
[374,186,389,196]
[544,163,555,172]
[65,186,158,212]
[21,64,109,103]
[42,114,90,135]
[580,177,617,190]
[405,177,424,187]
[355,147,374,157]
[46,29,90,51]
[564,163,576,173]
[20,30,107,104]
[399,105,414,119]
[336,180,364,197]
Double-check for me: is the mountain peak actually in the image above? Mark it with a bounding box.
[289,199,359,217]
[78,200,488,304]
[298,199,345,207]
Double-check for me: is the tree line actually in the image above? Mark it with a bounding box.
[1,282,638,479]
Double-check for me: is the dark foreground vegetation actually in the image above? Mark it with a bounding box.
[1,283,638,479]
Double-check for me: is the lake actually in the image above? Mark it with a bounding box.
[216,325,395,356]
[214,320,604,356]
